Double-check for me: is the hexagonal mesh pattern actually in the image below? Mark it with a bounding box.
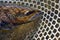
[0,0,60,40]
